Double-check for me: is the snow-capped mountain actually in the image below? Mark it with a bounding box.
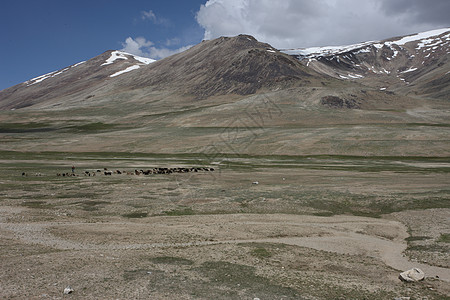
[0,28,449,111]
[0,51,155,110]
[0,35,320,110]
[25,51,154,87]
[0,30,449,156]
[283,28,449,58]
[283,28,450,98]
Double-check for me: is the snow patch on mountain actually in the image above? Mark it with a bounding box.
[110,65,141,77]
[26,61,86,86]
[283,28,450,59]
[102,51,155,78]
[102,51,129,66]
[401,67,418,74]
[384,28,450,47]
[102,51,155,66]
[282,41,374,58]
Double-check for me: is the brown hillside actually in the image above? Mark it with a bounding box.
[115,35,322,99]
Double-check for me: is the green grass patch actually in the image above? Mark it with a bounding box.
[405,236,431,242]
[122,212,148,218]
[150,256,194,265]
[250,247,272,259]
[408,197,450,210]
[197,261,299,298]
[0,122,55,133]
[406,243,448,253]
[164,207,195,216]
[303,192,450,218]
[437,233,450,243]
[73,200,110,211]
[64,122,117,133]
[57,192,104,199]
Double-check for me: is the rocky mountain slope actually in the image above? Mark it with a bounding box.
[0,51,155,110]
[0,30,449,156]
[283,28,450,99]
[1,29,449,111]
[113,35,324,100]
[0,35,323,110]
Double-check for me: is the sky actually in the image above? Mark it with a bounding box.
[1,0,449,91]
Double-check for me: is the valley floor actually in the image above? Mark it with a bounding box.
[0,152,449,299]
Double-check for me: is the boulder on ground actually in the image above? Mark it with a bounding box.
[399,268,425,282]
[63,286,74,294]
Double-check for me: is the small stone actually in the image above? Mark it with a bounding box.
[394,297,410,300]
[63,286,74,294]
[399,268,425,282]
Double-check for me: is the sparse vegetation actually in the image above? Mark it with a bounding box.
[21,201,54,209]
[164,207,195,216]
[197,261,300,298]
[150,256,194,265]
[437,233,450,243]
[122,212,148,218]
[0,152,449,299]
[65,122,117,132]
[250,247,272,259]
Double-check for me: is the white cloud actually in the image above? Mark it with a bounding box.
[141,10,170,26]
[142,10,157,21]
[148,44,194,59]
[121,37,193,60]
[165,37,181,46]
[121,37,153,57]
[196,0,450,48]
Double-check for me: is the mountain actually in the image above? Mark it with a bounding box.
[0,30,449,156]
[111,35,324,100]
[283,28,450,99]
[0,51,155,110]
[2,29,449,111]
[0,35,323,111]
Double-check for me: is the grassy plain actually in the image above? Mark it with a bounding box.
[1,151,449,299]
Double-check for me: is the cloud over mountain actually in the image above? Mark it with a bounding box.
[196,0,450,48]
[120,37,193,60]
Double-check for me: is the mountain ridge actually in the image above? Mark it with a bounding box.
[0,29,449,156]
[283,28,450,99]
[112,34,323,99]
[0,34,329,110]
[1,28,449,111]
[0,50,155,110]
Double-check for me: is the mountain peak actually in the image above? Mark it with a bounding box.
[114,34,316,99]
[101,50,155,66]
[281,27,450,99]
[283,27,450,58]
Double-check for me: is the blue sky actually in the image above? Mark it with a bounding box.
[1,0,449,91]
[0,0,205,90]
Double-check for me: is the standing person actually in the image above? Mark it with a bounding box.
[71,165,75,174]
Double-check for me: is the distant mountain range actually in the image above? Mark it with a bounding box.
[0,28,449,156]
[283,28,450,100]
[1,28,448,110]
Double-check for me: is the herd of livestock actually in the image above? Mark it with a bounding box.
[55,167,215,177]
